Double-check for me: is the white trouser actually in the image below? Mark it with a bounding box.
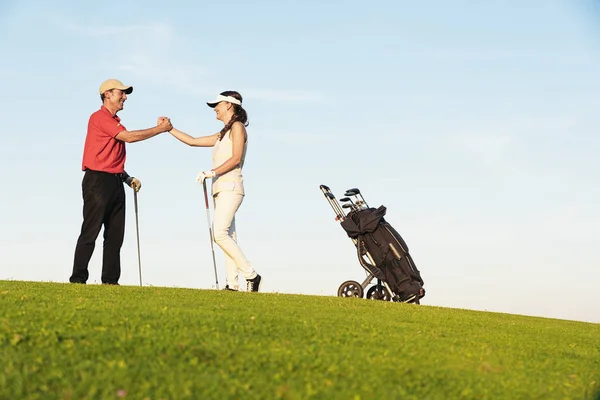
[212,191,256,289]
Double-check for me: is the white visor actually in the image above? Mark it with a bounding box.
[206,94,242,107]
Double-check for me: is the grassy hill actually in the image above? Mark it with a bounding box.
[1,280,598,400]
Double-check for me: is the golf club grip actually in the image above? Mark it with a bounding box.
[202,181,209,208]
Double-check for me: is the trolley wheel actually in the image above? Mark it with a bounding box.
[337,280,364,298]
[366,285,392,301]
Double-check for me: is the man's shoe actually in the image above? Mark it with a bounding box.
[224,285,238,291]
[246,274,262,292]
[102,282,120,285]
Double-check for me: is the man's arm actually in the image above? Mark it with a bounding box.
[115,119,173,143]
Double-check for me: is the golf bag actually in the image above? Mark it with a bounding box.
[319,185,425,304]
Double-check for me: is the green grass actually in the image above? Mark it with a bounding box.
[1,280,599,400]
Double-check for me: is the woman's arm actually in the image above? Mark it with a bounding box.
[169,128,220,147]
[212,122,247,175]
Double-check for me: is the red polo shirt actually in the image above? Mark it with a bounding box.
[81,106,127,173]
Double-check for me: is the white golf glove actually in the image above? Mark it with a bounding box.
[196,170,216,184]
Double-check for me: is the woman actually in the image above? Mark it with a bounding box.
[168,91,261,292]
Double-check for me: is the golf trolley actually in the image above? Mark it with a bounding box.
[319,185,397,302]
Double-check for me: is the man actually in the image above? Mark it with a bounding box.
[70,79,172,285]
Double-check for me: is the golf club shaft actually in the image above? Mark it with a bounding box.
[203,180,219,289]
[134,190,142,287]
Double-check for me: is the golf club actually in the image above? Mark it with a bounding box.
[202,180,220,289]
[340,198,355,211]
[345,188,369,209]
[133,190,142,287]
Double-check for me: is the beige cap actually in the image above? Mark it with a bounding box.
[99,79,133,95]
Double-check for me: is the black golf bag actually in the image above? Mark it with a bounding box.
[319,185,425,304]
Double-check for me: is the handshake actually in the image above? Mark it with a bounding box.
[157,116,172,131]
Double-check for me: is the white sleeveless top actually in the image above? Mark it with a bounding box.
[211,128,247,196]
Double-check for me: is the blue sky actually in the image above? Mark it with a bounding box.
[1,0,599,323]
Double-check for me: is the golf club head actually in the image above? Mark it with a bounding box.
[345,188,360,196]
[342,204,353,209]
[340,197,351,202]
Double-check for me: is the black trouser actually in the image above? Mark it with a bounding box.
[71,170,126,284]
